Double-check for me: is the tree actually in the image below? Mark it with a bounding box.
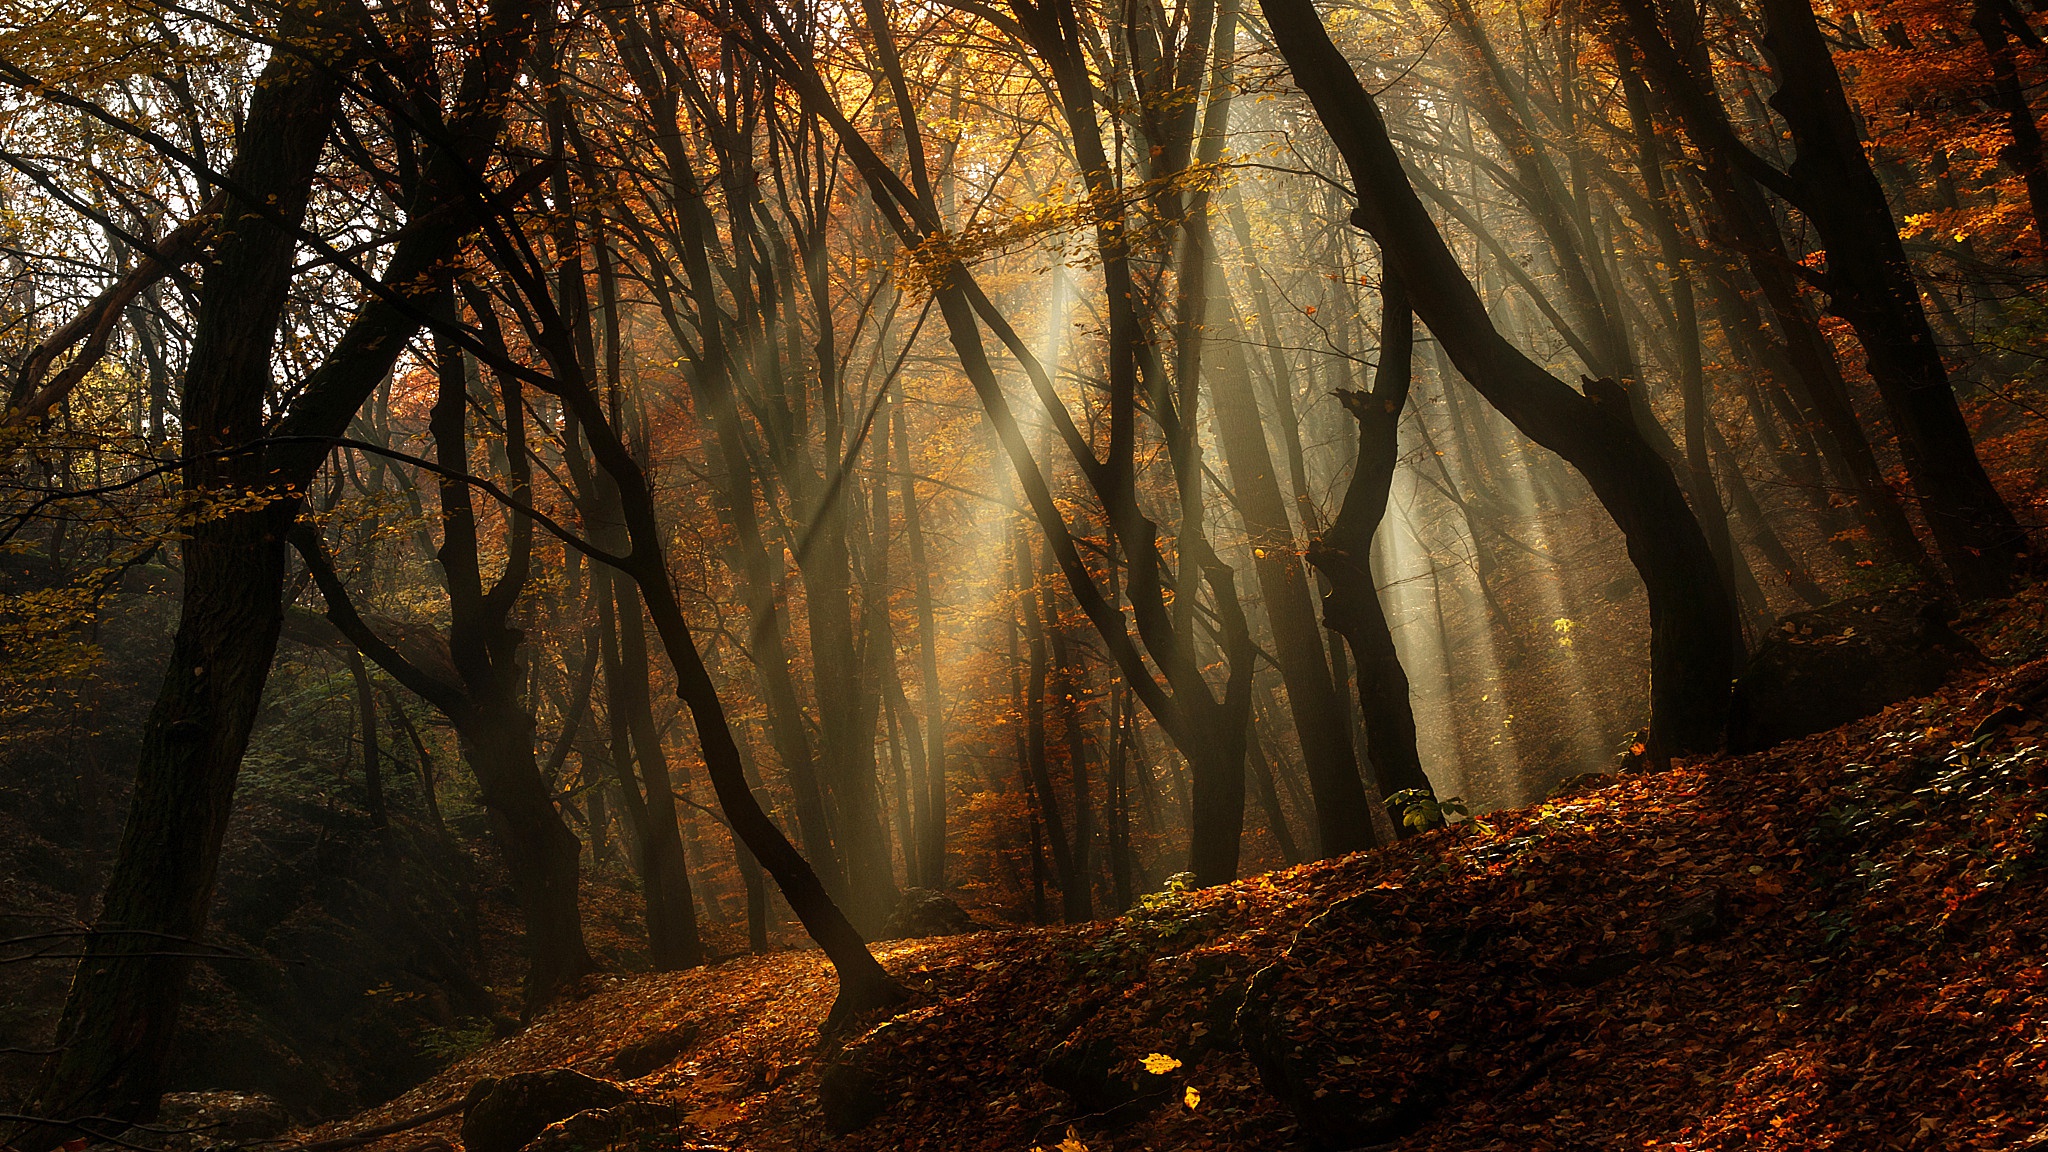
[1258,0,1742,757]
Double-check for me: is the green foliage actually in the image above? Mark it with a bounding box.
[413,1016,496,1063]
[1386,789,1468,833]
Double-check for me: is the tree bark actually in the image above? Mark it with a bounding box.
[1310,273,1430,814]
[1262,0,1741,756]
[21,50,339,1146]
[1756,0,2027,596]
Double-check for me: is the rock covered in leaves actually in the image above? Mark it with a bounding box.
[816,1049,894,1135]
[460,1070,630,1152]
[876,888,977,941]
[1728,589,1979,751]
[611,1026,698,1080]
[519,1101,717,1152]
[1037,1030,1168,1118]
[153,1091,293,1149]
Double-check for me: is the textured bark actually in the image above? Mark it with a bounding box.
[22,49,341,1146]
[1263,0,1741,755]
[1311,275,1430,813]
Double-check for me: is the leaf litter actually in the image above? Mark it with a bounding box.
[290,585,2048,1151]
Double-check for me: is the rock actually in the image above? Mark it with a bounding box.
[1728,590,1979,752]
[875,888,975,941]
[153,1091,292,1149]
[1237,894,1454,1149]
[520,1101,719,1152]
[1659,888,1728,948]
[817,1054,888,1135]
[612,1025,699,1079]
[461,1070,630,1152]
[1038,1032,1167,1118]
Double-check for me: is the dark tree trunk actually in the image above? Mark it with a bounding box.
[1246,720,1304,865]
[1756,0,2027,596]
[384,684,445,831]
[1621,9,1929,572]
[1618,47,1746,642]
[428,307,595,1007]
[1262,0,1742,756]
[1710,421,1830,606]
[610,577,705,969]
[1047,556,1097,919]
[346,647,390,832]
[22,52,338,1146]
[1974,0,2048,258]
[1106,685,1136,909]
[1310,274,1430,813]
[893,398,947,889]
[1015,531,1087,921]
[1616,0,2021,593]
[592,12,842,888]
[462,713,593,1002]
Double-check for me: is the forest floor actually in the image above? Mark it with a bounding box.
[289,583,2048,1152]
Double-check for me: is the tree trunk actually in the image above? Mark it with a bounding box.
[1974,0,2048,258]
[461,712,593,1004]
[1210,301,1379,856]
[1016,530,1087,921]
[1262,0,1742,756]
[1246,719,1304,864]
[1618,47,1747,642]
[893,398,947,889]
[1311,274,1430,814]
[611,577,705,969]
[346,647,390,832]
[24,51,338,1145]
[1757,0,2027,596]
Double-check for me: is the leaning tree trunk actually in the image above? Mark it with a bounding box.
[1261,0,1742,756]
[1309,274,1430,817]
[21,49,339,1148]
[1756,0,2028,598]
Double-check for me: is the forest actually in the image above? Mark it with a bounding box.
[1,0,2046,1144]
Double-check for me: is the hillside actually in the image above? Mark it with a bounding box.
[271,588,2048,1152]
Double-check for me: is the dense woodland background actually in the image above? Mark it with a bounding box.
[0,0,2044,1136]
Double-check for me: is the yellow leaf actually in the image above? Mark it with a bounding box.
[1184,1086,1201,1109]
[1139,1053,1182,1075]
[1057,1125,1088,1152]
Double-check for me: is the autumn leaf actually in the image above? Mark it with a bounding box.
[1140,1052,1182,1075]
[1184,1085,1201,1109]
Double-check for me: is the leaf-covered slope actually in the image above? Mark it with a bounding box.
[303,588,2048,1152]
